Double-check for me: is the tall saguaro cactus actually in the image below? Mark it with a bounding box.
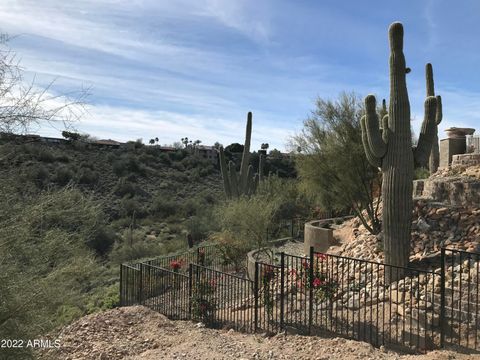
[425,63,443,174]
[361,22,437,281]
[218,112,262,199]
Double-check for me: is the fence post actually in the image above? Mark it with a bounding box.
[254,262,259,332]
[309,246,314,335]
[280,252,285,331]
[139,263,144,305]
[440,247,446,348]
[119,264,123,307]
[188,263,193,319]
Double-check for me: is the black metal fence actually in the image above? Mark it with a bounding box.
[120,246,480,354]
[441,248,480,351]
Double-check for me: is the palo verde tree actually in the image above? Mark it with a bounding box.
[291,92,381,234]
[361,22,437,281]
[0,35,87,135]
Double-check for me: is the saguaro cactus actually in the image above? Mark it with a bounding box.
[218,112,262,199]
[425,63,443,174]
[361,22,437,281]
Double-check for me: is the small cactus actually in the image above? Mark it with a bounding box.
[218,112,262,199]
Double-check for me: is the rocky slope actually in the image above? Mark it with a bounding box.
[38,306,476,360]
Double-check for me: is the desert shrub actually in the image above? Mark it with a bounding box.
[150,195,179,218]
[79,161,95,170]
[211,230,252,270]
[36,147,56,163]
[86,226,118,256]
[120,197,146,218]
[54,165,75,185]
[27,164,50,188]
[212,195,278,268]
[109,241,163,264]
[171,161,185,171]
[114,178,138,197]
[158,152,172,165]
[138,152,157,166]
[168,149,188,162]
[112,154,146,177]
[78,168,99,185]
[257,176,313,221]
[55,153,70,162]
[414,167,430,180]
[0,185,105,357]
[86,284,119,314]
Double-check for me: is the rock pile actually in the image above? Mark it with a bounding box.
[335,200,480,263]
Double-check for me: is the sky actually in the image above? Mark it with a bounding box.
[0,0,479,151]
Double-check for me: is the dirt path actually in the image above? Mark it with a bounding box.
[39,306,479,360]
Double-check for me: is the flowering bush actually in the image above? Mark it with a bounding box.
[169,259,183,272]
[191,274,217,324]
[261,265,277,317]
[290,253,338,304]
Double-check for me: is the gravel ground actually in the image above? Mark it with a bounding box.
[39,306,479,360]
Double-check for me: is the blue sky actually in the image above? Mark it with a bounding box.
[0,0,479,151]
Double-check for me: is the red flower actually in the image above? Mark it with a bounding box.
[313,277,324,288]
[209,279,217,288]
[302,260,310,269]
[315,253,327,261]
[289,269,297,276]
[170,259,182,271]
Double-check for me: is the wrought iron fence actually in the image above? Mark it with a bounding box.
[190,264,255,332]
[441,248,480,351]
[120,246,480,354]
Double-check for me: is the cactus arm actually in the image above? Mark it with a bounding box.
[219,147,232,198]
[435,95,442,125]
[414,96,438,167]
[238,112,252,194]
[364,95,387,158]
[381,115,389,144]
[228,161,239,198]
[426,63,435,97]
[361,115,382,168]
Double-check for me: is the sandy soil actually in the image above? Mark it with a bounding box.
[38,306,479,360]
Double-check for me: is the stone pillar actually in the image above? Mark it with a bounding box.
[439,127,475,168]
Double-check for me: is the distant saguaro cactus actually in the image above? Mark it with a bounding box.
[425,63,443,174]
[219,112,262,199]
[361,22,437,281]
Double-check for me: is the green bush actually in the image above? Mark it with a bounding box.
[114,178,138,197]
[27,164,50,188]
[54,165,75,185]
[78,168,99,185]
[86,284,119,313]
[109,241,163,264]
[150,196,179,218]
[212,194,278,268]
[0,186,105,353]
[158,152,172,165]
[36,147,56,163]
[120,197,146,218]
[414,167,430,180]
[112,155,146,177]
[86,226,118,255]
